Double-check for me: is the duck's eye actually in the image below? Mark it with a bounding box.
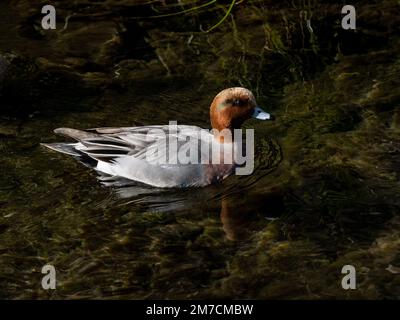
[232,99,247,107]
[223,98,247,107]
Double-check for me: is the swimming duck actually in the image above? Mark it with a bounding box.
[42,87,273,187]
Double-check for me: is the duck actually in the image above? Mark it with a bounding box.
[42,87,273,188]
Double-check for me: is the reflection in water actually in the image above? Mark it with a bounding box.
[108,182,284,241]
[221,189,284,241]
[100,137,283,240]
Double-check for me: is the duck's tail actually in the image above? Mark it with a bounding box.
[40,142,81,156]
[41,127,96,156]
[41,141,99,169]
[41,127,99,167]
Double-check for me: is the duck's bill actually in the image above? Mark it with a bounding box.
[252,107,273,120]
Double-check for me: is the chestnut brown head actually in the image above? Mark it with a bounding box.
[210,87,272,132]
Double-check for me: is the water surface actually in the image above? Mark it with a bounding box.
[1,0,400,299]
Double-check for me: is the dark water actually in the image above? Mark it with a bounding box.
[1,0,400,299]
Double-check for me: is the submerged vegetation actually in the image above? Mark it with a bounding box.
[0,0,400,299]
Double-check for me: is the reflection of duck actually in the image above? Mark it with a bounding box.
[220,189,285,241]
[42,87,273,188]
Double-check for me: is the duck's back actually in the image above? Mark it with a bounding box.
[42,125,235,188]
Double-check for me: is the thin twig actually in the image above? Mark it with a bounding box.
[141,0,217,19]
[202,0,237,33]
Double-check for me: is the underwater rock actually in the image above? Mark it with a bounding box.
[113,59,166,82]
[53,21,121,66]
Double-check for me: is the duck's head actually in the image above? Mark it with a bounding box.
[210,87,273,132]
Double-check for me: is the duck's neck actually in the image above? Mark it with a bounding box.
[211,124,238,143]
[210,108,244,143]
